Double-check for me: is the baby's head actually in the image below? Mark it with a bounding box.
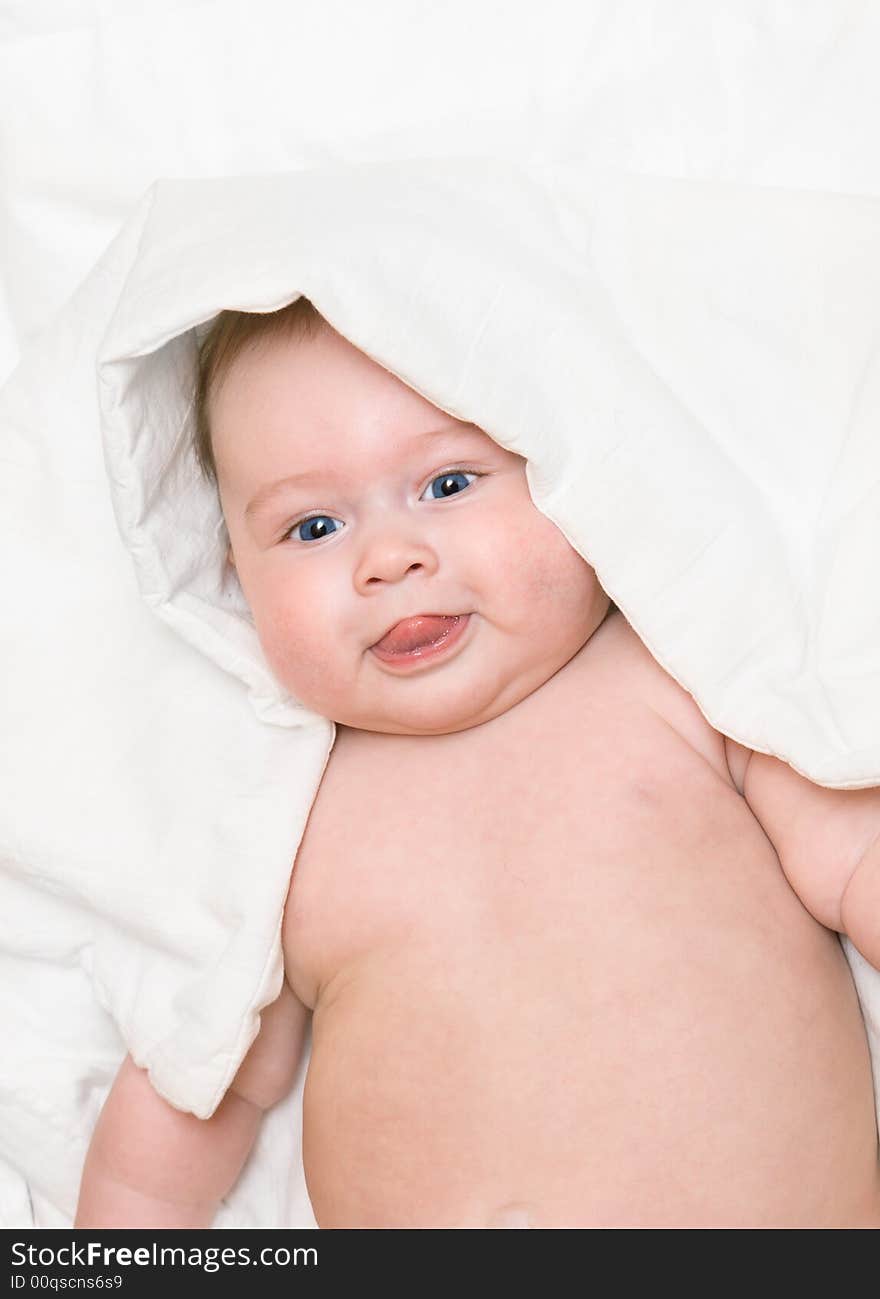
[196,300,610,736]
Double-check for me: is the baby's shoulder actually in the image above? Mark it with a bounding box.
[590,610,734,785]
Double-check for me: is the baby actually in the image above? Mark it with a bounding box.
[76,298,880,1228]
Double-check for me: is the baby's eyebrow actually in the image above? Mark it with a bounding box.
[244,423,483,519]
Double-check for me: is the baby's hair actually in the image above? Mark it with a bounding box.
[194,296,326,484]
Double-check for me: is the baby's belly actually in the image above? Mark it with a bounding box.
[300,837,880,1228]
[288,631,880,1228]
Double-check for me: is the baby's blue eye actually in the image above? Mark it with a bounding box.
[424,470,476,499]
[289,471,477,544]
[296,516,341,542]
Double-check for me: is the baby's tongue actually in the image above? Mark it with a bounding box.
[376,615,459,653]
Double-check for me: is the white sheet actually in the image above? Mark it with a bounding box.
[3,2,880,1230]
[4,0,880,377]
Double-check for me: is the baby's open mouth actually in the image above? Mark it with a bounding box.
[371,614,468,660]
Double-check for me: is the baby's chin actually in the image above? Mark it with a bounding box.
[284,612,608,736]
[326,668,560,738]
[338,710,493,738]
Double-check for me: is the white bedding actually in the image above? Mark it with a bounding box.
[2,2,879,1230]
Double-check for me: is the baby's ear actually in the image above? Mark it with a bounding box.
[225,543,236,572]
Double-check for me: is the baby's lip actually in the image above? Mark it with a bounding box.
[370,613,466,652]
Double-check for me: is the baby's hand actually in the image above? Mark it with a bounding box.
[75,979,308,1228]
[725,738,880,969]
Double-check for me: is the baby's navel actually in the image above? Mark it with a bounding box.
[486,1202,532,1229]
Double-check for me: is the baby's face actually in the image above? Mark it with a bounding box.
[211,325,609,735]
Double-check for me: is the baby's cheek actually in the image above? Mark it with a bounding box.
[261,600,367,718]
[514,514,595,606]
[254,601,332,702]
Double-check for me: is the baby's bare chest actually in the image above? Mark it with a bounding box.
[283,626,877,1227]
[282,637,769,1005]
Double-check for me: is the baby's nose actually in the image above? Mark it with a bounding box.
[354,533,438,588]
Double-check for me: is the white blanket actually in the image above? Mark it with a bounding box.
[2,3,880,1231]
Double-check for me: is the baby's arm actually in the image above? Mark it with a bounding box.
[75,978,308,1229]
[725,738,880,967]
